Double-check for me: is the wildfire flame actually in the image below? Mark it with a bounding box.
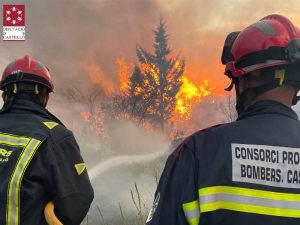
[116,58,132,93]
[116,58,213,121]
[141,63,160,85]
[174,76,212,120]
[81,57,214,140]
[81,112,90,121]
[81,108,110,142]
[81,50,114,93]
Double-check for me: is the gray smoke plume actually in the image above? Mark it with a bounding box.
[1,1,300,224]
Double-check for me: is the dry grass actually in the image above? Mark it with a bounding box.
[89,183,150,225]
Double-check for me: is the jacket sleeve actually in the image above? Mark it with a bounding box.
[146,139,200,225]
[46,134,94,225]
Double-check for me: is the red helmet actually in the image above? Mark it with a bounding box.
[1,55,54,92]
[222,14,300,77]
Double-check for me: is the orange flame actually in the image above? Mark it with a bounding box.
[174,76,212,120]
[115,57,214,122]
[81,108,110,141]
[141,63,160,85]
[81,50,114,93]
[81,112,90,121]
[116,58,132,93]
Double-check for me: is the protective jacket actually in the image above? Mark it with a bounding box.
[147,100,300,225]
[0,97,94,225]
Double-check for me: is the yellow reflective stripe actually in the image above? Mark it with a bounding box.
[201,201,300,218]
[0,134,29,147]
[3,134,31,225]
[199,186,300,202]
[6,138,42,225]
[43,122,58,130]
[34,84,39,95]
[75,163,86,175]
[199,186,300,218]
[182,200,200,225]
[183,200,199,211]
[186,217,199,225]
[13,84,17,94]
[0,141,26,147]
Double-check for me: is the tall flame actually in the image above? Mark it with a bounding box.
[174,76,212,120]
[116,58,132,93]
[116,58,213,121]
[81,57,214,139]
[81,50,114,93]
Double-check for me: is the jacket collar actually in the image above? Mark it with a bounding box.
[1,98,64,126]
[237,100,299,121]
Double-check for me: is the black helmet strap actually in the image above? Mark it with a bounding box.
[235,81,281,115]
[230,66,300,115]
[0,94,15,113]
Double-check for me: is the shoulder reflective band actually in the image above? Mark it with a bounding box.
[43,121,58,130]
[0,133,42,225]
[182,200,200,225]
[199,186,300,218]
[0,134,29,147]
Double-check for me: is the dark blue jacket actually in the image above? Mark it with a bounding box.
[147,100,300,225]
[0,98,94,225]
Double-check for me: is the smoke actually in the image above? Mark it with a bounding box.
[156,0,300,91]
[2,0,300,96]
[2,1,300,224]
[84,121,169,224]
[16,0,161,90]
[89,154,166,224]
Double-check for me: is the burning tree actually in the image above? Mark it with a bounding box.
[126,66,149,122]
[100,59,148,123]
[130,19,185,131]
[103,19,212,135]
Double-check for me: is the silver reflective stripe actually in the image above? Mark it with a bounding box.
[182,200,200,225]
[184,208,200,220]
[200,193,300,210]
[0,135,28,146]
[6,138,42,225]
[243,60,287,73]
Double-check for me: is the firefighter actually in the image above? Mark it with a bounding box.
[146,14,300,225]
[0,55,94,225]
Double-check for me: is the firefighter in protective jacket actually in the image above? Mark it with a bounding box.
[146,14,300,225]
[0,55,94,225]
